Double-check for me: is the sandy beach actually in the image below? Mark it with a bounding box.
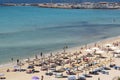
[1,36,120,80]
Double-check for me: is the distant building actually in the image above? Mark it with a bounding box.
[93,2,120,9]
[93,2,107,9]
[1,2,120,9]
[81,2,94,8]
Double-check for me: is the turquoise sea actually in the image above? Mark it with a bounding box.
[0,6,120,64]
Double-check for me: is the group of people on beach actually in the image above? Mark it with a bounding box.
[2,38,120,80]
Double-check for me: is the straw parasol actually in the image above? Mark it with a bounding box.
[113,50,120,54]
[95,50,105,55]
[85,49,92,53]
[105,44,113,47]
[109,46,118,51]
[86,53,94,57]
[92,47,100,51]
[24,58,30,62]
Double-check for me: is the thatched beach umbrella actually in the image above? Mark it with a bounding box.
[95,50,105,57]
[85,49,92,53]
[109,46,118,51]
[34,58,40,62]
[27,61,34,65]
[92,47,100,51]
[113,50,120,54]
[112,50,120,57]
[105,44,113,47]
[86,53,94,57]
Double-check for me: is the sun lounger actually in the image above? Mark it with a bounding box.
[55,73,63,78]
[0,77,6,80]
[27,66,34,69]
[103,67,111,70]
[68,75,76,80]
[113,66,120,70]
[89,71,99,75]
[45,72,53,76]
[66,71,76,75]
[41,67,48,71]
[100,70,109,75]
[78,76,86,80]
[49,68,56,71]
[83,74,92,78]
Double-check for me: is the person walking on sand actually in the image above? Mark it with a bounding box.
[98,77,100,80]
[17,59,19,65]
[41,75,44,80]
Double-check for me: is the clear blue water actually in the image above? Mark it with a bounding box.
[0,6,120,64]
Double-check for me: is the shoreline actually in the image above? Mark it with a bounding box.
[1,35,120,68]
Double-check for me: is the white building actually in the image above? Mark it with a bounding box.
[81,2,94,8]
